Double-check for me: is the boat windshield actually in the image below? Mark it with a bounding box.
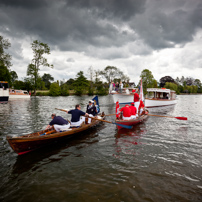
[0,81,9,89]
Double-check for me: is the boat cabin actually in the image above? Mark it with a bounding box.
[146,88,176,100]
[0,81,9,103]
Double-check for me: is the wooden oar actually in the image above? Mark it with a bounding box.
[55,108,132,129]
[87,116,133,129]
[40,130,56,136]
[148,114,187,120]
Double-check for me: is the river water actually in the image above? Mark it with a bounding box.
[0,95,202,202]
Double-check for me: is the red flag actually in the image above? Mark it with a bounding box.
[116,100,120,118]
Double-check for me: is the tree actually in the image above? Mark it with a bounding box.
[49,82,61,96]
[0,35,12,68]
[10,70,18,87]
[140,69,157,94]
[159,76,175,87]
[99,66,130,83]
[42,73,54,89]
[164,82,178,92]
[27,40,53,95]
[73,71,89,95]
[0,64,11,83]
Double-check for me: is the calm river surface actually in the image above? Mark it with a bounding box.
[0,95,202,202]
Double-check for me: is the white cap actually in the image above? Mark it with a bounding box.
[89,100,94,103]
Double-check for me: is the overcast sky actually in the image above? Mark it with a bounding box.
[0,0,202,84]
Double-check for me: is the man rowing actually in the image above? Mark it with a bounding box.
[66,104,89,126]
[45,113,70,132]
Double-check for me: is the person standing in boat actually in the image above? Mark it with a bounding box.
[115,82,119,92]
[66,104,89,126]
[109,81,113,94]
[119,104,131,120]
[129,102,137,119]
[45,113,70,132]
[119,81,123,93]
[132,89,140,115]
[86,100,97,123]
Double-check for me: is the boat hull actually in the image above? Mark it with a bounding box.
[7,116,104,155]
[9,94,30,99]
[111,93,177,108]
[115,111,149,130]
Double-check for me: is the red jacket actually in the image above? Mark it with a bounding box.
[138,100,145,110]
[120,106,131,117]
[133,93,139,102]
[129,106,137,115]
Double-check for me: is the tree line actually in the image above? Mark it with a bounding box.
[1,35,202,95]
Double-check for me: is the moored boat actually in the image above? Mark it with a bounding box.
[110,88,177,108]
[115,110,149,130]
[9,89,30,99]
[7,113,105,155]
[0,81,9,103]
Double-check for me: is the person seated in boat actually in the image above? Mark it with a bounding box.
[45,113,70,132]
[86,100,97,123]
[132,89,140,114]
[138,99,145,116]
[129,102,137,119]
[66,104,89,127]
[119,104,131,120]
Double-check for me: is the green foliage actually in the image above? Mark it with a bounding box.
[42,73,54,89]
[99,66,130,83]
[73,71,89,95]
[27,40,53,95]
[10,71,18,87]
[0,35,12,68]
[140,69,157,94]
[49,82,61,96]
[0,64,11,84]
[36,91,50,96]
[13,80,26,90]
[164,82,178,91]
[88,86,94,95]
[60,83,69,96]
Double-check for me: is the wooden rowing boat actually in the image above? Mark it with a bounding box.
[115,110,149,130]
[7,113,105,155]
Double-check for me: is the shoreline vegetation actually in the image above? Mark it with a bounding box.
[33,90,202,96]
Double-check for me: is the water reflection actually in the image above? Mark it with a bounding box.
[113,124,147,158]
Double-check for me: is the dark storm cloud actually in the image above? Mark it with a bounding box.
[0,0,202,59]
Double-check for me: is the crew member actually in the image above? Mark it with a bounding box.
[132,89,140,114]
[45,113,70,132]
[86,100,97,123]
[119,104,131,120]
[66,104,88,126]
[129,102,137,119]
[138,99,145,115]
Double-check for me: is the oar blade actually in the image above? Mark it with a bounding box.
[114,122,133,129]
[175,117,188,120]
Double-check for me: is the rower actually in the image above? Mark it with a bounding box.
[119,104,131,120]
[65,104,89,127]
[45,113,70,132]
[129,102,137,119]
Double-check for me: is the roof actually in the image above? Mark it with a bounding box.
[147,88,176,93]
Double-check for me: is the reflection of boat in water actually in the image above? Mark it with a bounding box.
[9,89,30,99]
[7,113,105,155]
[115,110,149,130]
[0,81,9,103]
[114,125,147,158]
[110,88,177,108]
